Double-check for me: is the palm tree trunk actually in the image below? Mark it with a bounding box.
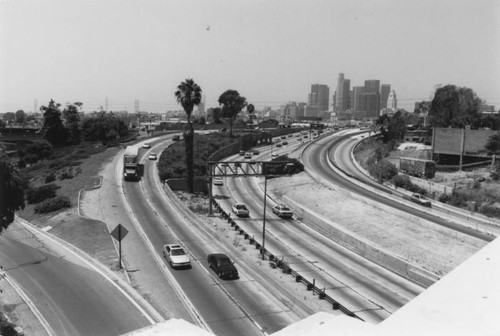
[184,122,194,193]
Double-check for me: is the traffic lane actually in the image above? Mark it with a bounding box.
[125,160,267,336]
[143,152,302,334]
[0,236,151,336]
[142,160,298,335]
[223,177,414,320]
[320,134,493,242]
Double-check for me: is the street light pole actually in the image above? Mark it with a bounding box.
[261,174,268,260]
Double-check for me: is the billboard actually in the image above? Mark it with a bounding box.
[432,128,498,156]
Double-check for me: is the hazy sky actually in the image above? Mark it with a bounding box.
[1,0,499,113]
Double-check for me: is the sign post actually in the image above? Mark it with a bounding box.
[110,224,129,270]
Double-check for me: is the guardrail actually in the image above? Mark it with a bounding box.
[211,198,363,321]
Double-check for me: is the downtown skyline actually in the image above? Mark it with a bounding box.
[1,0,499,114]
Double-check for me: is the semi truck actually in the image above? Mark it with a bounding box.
[399,157,436,179]
[123,145,140,181]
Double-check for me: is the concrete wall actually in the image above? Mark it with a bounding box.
[284,195,440,287]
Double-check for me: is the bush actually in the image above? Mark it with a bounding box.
[45,172,56,183]
[479,204,500,218]
[368,160,398,182]
[392,174,427,195]
[34,196,71,213]
[26,183,60,204]
[60,169,74,180]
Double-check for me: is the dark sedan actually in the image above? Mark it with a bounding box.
[207,253,239,280]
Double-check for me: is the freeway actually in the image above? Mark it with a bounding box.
[121,138,310,336]
[214,130,423,324]
[0,232,152,336]
[305,131,495,242]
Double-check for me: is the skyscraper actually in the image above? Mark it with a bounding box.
[309,84,330,113]
[388,90,398,110]
[335,73,350,113]
[353,86,366,113]
[379,84,391,109]
[364,80,381,117]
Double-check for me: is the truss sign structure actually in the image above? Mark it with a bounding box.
[208,161,291,177]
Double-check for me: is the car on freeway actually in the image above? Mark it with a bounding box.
[272,204,293,219]
[172,135,180,141]
[281,136,286,139]
[148,152,157,160]
[163,244,191,269]
[410,193,432,207]
[239,150,245,156]
[253,150,260,155]
[232,203,249,217]
[272,153,278,158]
[213,177,223,186]
[207,253,239,280]
[244,152,252,159]
[276,143,282,148]
[282,141,288,145]
[142,142,151,148]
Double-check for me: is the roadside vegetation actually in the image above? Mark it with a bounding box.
[354,84,500,219]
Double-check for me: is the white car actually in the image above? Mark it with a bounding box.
[232,203,249,217]
[272,204,293,219]
[163,244,191,269]
[411,193,432,207]
[244,152,252,159]
[142,142,151,148]
[148,152,157,160]
[213,177,223,186]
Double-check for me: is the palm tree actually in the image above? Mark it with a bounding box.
[175,79,202,193]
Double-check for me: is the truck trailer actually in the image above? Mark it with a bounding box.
[123,145,140,181]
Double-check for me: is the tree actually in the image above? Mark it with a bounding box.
[175,78,202,193]
[0,153,25,232]
[41,99,68,146]
[428,85,482,128]
[63,104,81,144]
[15,110,26,125]
[81,111,127,144]
[485,134,500,154]
[247,103,255,123]
[218,90,247,137]
[207,107,222,124]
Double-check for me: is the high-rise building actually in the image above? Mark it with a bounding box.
[353,86,366,112]
[308,84,330,113]
[335,73,350,113]
[364,80,380,94]
[380,84,391,109]
[388,90,398,110]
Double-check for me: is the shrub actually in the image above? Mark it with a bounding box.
[368,160,398,182]
[479,204,500,218]
[34,196,71,213]
[27,183,60,204]
[60,169,74,180]
[17,158,26,168]
[45,172,56,183]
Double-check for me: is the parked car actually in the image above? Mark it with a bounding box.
[410,193,431,207]
[142,142,151,148]
[213,177,223,186]
[163,244,191,269]
[207,253,239,279]
[272,204,293,219]
[244,152,252,159]
[148,152,157,160]
[232,203,249,217]
[172,135,180,141]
